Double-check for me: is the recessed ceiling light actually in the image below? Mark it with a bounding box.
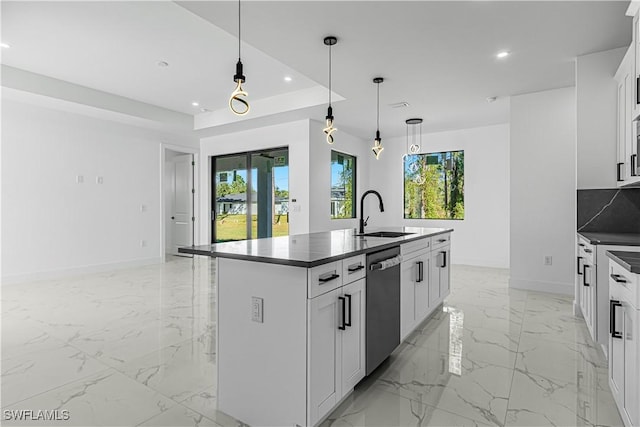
[390,102,410,109]
[200,108,210,113]
[284,76,292,82]
[486,96,497,103]
[1,42,11,49]
[191,101,199,107]
[496,51,510,59]
[157,61,169,67]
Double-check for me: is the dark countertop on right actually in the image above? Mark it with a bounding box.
[577,232,640,246]
[606,251,640,274]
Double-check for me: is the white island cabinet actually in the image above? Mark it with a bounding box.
[180,227,452,427]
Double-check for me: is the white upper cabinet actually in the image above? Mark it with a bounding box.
[617,3,640,186]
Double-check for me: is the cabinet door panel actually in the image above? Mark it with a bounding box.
[609,289,625,404]
[429,251,441,306]
[341,279,366,395]
[414,254,430,322]
[439,248,451,299]
[623,305,638,426]
[400,258,417,340]
[308,289,340,426]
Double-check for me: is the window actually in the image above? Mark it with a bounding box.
[331,151,356,219]
[404,150,464,220]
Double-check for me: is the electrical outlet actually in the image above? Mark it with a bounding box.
[140,240,147,248]
[96,176,104,184]
[251,297,263,323]
[140,204,147,213]
[544,256,553,266]
[76,175,84,184]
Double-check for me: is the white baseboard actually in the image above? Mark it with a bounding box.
[453,257,509,269]
[1,257,162,285]
[509,277,574,295]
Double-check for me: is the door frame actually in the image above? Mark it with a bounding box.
[161,144,199,263]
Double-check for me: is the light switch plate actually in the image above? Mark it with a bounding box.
[251,297,263,323]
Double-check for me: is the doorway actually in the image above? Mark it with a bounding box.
[212,147,289,243]
[165,150,195,256]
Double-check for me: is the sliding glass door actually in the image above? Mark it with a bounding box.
[212,148,289,243]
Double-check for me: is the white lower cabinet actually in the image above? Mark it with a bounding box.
[400,250,430,340]
[308,288,340,425]
[608,259,640,427]
[430,245,451,306]
[308,278,365,426]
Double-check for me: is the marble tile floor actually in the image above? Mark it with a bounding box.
[1,258,623,426]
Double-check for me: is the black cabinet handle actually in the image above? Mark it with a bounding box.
[610,299,622,339]
[610,274,628,283]
[338,296,346,330]
[579,243,585,247]
[347,264,364,273]
[583,265,590,287]
[319,273,340,283]
[584,249,592,254]
[632,154,637,177]
[577,256,583,275]
[344,294,352,327]
[416,261,424,283]
[440,251,447,268]
[617,162,625,182]
[437,239,446,243]
[636,76,639,105]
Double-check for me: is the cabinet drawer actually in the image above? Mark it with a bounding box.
[578,237,595,264]
[401,238,430,257]
[432,233,451,250]
[610,260,639,309]
[342,255,366,285]
[308,261,343,298]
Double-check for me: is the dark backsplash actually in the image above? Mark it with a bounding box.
[578,188,640,232]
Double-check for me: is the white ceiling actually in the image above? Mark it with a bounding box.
[0,1,319,116]
[1,1,632,139]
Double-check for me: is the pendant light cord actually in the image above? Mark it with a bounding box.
[238,0,241,60]
[376,82,380,131]
[328,43,332,106]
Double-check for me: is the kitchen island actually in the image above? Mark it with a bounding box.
[180,227,453,427]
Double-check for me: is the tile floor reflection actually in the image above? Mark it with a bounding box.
[1,260,623,426]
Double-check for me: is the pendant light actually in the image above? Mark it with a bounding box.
[406,118,423,155]
[372,77,384,159]
[229,0,249,116]
[323,36,338,144]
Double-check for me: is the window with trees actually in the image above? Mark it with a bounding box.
[404,150,464,220]
[331,151,356,219]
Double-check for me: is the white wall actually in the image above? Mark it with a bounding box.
[367,124,510,268]
[199,120,311,241]
[576,47,625,189]
[1,99,198,282]
[510,87,576,295]
[199,119,370,241]
[308,120,369,232]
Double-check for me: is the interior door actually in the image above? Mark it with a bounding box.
[171,154,193,255]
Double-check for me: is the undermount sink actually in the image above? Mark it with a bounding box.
[359,231,415,238]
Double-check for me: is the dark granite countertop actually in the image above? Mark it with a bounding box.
[179,227,453,268]
[606,251,640,274]
[577,232,640,246]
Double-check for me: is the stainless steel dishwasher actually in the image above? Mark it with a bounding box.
[365,246,401,375]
